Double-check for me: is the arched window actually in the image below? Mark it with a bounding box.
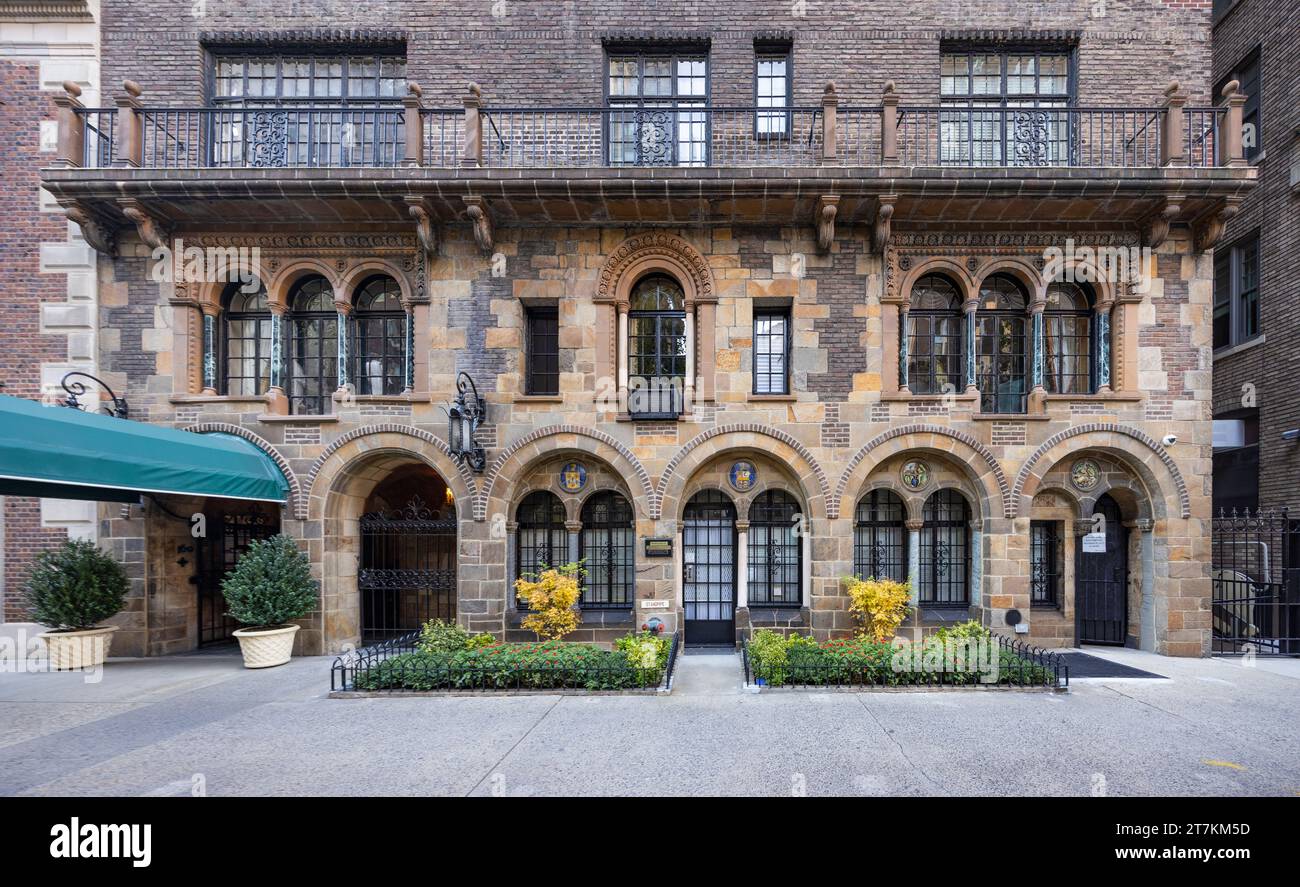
[907,274,964,395]
[919,489,971,606]
[628,274,686,418]
[287,276,337,415]
[351,275,405,396]
[579,491,634,609]
[853,489,908,582]
[747,490,803,607]
[1043,281,1094,395]
[222,281,271,397]
[515,491,567,606]
[975,273,1029,413]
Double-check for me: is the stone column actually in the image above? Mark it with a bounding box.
[735,519,749,609]
[1136,518,1156,652]
[617,301,629,413]
[821,82,838,162]
[905,518,924,608]
[52,82,85,169]
[1029,298,1046,410]
[113,80,144,168]
[334,301,351,398]
[461,83,483,168]
[1096,299,1114,393]
[1160,81,1187,168]
[970,520,984,617]
[1221,79,1247,167]
[402,82,424,167]
[801,525,812,609]
[201,307,218,396]
[266,305,289,414]
[697,301,716,402]
[505,522,518,608]
[683,307,695,414]
[898,306,911,394]
[565,520,582,569]
[880,81,899,164]
[964,298,979,396]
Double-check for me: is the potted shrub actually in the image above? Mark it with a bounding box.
[26,539,129,670]
[221,534,317,668]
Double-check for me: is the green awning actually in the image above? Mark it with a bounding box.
[0,395,289,504]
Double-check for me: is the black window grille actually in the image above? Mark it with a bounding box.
[1030,520,1062,608]
[747,490,803,607]
[579,491,634,609]
[919,489,971,607]
[1043,281,1094,395]
[853,489,908,582]
[753,309,790,395]
[351,275,404,396]
[287,276,337,415]
[222,281,272,397]
[525,306,560,396]
[908,274,964,395]
[975,273,1029,413]
[515,490,568,608]
[607,50,709,166]
[628,275,687,418]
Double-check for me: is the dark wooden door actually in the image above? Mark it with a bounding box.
[1076,494,1128,645]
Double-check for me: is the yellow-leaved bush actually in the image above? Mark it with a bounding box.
[514,562,584,641]
[844,575,913,642]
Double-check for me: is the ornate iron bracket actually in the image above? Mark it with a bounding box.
[60,370,128,419]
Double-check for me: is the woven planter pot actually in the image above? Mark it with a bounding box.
[232,624,299,669]
[38,625,119,670]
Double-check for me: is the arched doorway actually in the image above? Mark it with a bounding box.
[195,501,280,646]
[682,489,737,645]
[359,465,457,643]
[1076,493,1128,645]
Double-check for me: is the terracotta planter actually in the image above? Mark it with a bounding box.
[232,624,299,669]
[38,625,119,670]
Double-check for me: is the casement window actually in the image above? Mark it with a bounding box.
[606,49,708,166]
[524,306,560,396]
[627,275,687,418]
[222,282,272,397]
[918,489,971,607]
[515,491,568,604]
[579,491,635,609]
[1217,50,1260,162]
[907,274,964,395]
[1214,232,1261,350]
[853,489,908,583]
[975,274,1030,414]
[1043,281,1094,395]
[1030,521,1062,609]
[214,53,406,104]
[287,276,338,415]
[351,276,404,397]
[753,309,791,395]
[939,47,1072,166]
[754,47,792,138]
[747,490,802,607]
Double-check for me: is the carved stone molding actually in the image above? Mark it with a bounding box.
[1144,197,1183,251]
[1194,197,1244,253]
[405,196,438,257]
[816,194,839,254]
[64,202,116,257]
[179,233,416,253]
[595,231,716,305]
[462,196,494,254]
[874,194,896,254]
[0,1,93,21]
[117,198,170,251]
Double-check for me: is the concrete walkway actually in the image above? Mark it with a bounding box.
[0,643,1297,796]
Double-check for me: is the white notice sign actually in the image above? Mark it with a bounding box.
[1082,533,1108,554]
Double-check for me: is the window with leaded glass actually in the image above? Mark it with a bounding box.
[975,274,1029,413]
[607,49,708,166]
[515,491,567,608]
[287,276,337,415]
[907,274,964,395]
[1030,520,1062,609]
[1043,281,1094,395]
[753,309,790,395]
[939,48,1072,166]
[628,275,687,418]
[351,276,404,396]
[579,491,634,609]
[222,282,272,397]
[853,489,908,582]
[919,489,970,607]
[1213,232,1260,350]
[747,490,802,607]
[755,47,791,137]
[525,306,559,396]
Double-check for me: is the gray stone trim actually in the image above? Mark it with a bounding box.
[183,423,304,519]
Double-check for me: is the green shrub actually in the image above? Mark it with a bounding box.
[747,629,793,686]
[220,534,317,628]
[25,539,129,631]
[416,618,496,657]
[615,630,671,671]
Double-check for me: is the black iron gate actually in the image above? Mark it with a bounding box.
[194,505,279,646]
[1076,494,1128,646]
[682,490,736,646]
[1213,508,1300,656]
[359,495,456,644]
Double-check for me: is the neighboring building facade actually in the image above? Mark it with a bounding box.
[0,0,100,621]
[1209,0,1299,513]
[32,0,1254,657]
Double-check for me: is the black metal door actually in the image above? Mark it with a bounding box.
[1076,494,1128,645]
[359,495,456,644]
[682,490,736,646]
[194,505,279,646]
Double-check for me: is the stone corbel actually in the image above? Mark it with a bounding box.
[463,195,494,254]
[1194,196,1244,253]
[815,194,839,254]
[117,198,170,251]
[404,195,438,256]
[874,194,897,254]
[1144,197,1182,251]
[64,201,116,257]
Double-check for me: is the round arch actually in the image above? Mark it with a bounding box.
[596,232,716,309]
[338,259,416,307]
[975,258,1044,304]
[266,259,343,311]
[898,259,977,305]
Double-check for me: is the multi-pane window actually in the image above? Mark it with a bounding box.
[755,49,791,137]
[1030,521,1062,609]
[1043,281,1094,395]
[908,274,964,395]
[525,306,559,396]
[753,309,790,395]
[214,54,406,103]
[747,490,802,607]
[579,491,634,609]
[940,48,1072,166]
[515,491,567,606]
[919,489,970,607]
[1213,232,1261,349]
[222,282,272,397]
[1217,50,1260,162]
[975,274,1030,414]
[607,50,708,166]
[853,489,908,583]
[628,275,687,418]
[287,276,337,415]
[351,276,404,396]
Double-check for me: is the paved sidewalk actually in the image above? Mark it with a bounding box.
[0,644,1296,796]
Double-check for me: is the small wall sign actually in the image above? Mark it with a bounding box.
[640,599,670,610]
[644,537,673,557]
[558,461,587,493]
[1081,532,1108,553]
[729,460,757,492]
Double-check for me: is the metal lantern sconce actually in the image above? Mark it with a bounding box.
[447,371,487,473]
[59,371,128,419]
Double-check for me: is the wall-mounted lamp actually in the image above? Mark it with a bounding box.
[447,371,487,473]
